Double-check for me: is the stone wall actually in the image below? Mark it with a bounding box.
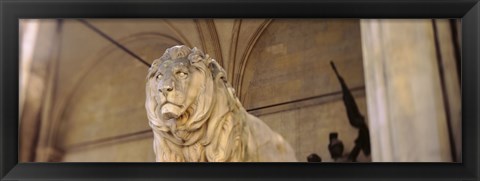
[242,19,369,162]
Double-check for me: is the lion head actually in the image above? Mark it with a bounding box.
[146,45,241,147]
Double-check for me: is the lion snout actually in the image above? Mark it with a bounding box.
[159,85,173,93]
[158,83,174,95]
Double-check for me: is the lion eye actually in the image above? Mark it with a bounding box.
[156,74,163,80]
[176,71,188,78]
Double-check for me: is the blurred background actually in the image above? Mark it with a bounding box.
[19,19,461,162]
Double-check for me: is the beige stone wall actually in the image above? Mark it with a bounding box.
[20,18,463,162]
[241,19,369,162]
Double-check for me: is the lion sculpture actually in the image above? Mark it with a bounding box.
[146,45,297,162]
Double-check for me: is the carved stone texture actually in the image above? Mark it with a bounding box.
[146,45,297,162]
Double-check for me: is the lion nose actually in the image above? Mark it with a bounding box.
[160,84,173,93]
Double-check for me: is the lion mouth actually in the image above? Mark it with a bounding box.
[160,102,184,120]
[162,111,179,120]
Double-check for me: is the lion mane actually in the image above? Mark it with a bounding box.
[146,45,297,162]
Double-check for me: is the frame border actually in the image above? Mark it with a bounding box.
[1,0,479,180]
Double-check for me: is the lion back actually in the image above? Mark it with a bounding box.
[243,113,298,162]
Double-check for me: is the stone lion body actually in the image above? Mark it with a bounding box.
[146,45,297,162]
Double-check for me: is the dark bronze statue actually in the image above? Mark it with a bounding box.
[307,153,322,162]
[328,132,344,161]
[330,61,371,162]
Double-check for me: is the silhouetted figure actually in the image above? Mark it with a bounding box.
[328,132,344,161]
[330,61,371,162]
[307,153,322,162]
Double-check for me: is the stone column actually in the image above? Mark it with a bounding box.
[360,19,453,162]
[19,20,60,162]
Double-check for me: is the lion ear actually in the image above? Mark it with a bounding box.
[147,58,161,80]
[189,47,205,63]
[208,59,227,83]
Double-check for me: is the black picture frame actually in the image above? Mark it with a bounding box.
[1,0,479,180]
